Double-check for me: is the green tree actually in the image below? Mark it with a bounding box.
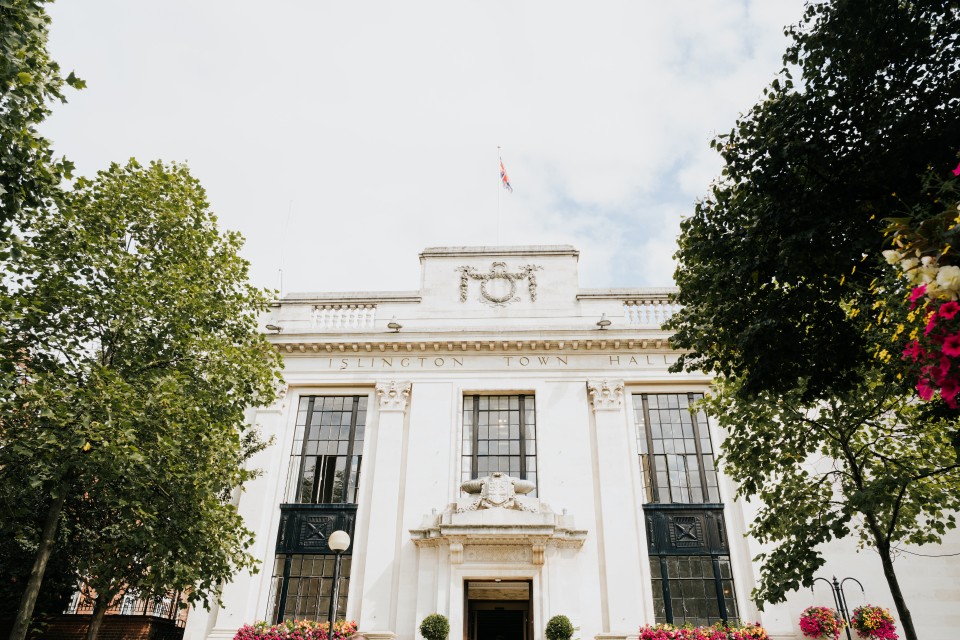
[1,160,282,640]
[705,372,960,640]
[666,4,960,640]
[0,0,83,238]
[668,0,960,400]
[0,0,83,387]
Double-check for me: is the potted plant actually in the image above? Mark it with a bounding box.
[420,613,450,640]
[545,615,575,640]
[799,606,846,640]
[851,605,898,639]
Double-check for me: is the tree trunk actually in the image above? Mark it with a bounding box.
[84,593,110,640]
[877,545,918,640]
[8,491,67,640]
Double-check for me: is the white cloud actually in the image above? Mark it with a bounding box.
[43,0,807,294]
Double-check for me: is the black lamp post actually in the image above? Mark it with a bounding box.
[327,530,350,628]
[812,575,864,640]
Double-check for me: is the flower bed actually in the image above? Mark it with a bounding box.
[234,619,358,640]
[638,622,768,639]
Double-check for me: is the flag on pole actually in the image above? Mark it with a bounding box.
[500,158,513,193]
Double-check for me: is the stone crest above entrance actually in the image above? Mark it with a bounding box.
[410,473,587,566]
[457,472,538,512]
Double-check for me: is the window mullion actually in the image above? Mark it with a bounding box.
[688,393,711,502]
[641,395,658,503]
[296,397,317,503]
[342,396,360,504]
[471,396,480,479]
[661,557,674,623]
[519,394,527,478]
[712,556,728,622]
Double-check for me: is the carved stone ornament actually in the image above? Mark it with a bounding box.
[376,380,411,412]
[458,472,538,513]
[456,262,542,306]
[410,479,588,565]
[586,379,624,412]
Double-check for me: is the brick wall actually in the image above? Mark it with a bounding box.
[0,615,184,640]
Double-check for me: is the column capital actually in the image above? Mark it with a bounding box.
[376,380,411,412]
[586,379,624,412]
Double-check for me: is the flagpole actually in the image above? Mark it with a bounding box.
[497,145,501,245]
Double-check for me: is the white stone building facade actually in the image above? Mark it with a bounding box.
[183,246,960,640]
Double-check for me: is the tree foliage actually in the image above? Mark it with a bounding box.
[0,0,83,239]
[666,4,960,640]
[706,371,959,640]
[0,160,283,638]
[0,0,83,393]
[668,0,960,400]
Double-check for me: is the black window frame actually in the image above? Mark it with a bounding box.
[287,395,367,505]
[637,392,738,627]
[461,394,537,493]
[635,392,720,505]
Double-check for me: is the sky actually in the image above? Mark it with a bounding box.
[43,1,807,295]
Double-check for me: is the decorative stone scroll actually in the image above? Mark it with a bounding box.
[586,379,624,412]
[456,262,542,306]
[375,380,411,412]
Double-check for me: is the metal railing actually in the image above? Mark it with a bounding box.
[64,588,188,627]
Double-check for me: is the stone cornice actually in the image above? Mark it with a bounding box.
[576,287,677,300]
[270,333,676,355]
[276,291,422,305]
[420,245,579,260]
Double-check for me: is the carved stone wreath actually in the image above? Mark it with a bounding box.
[456,262,542,307]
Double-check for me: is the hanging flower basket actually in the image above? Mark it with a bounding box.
[851,605,898,639]
[799,606,845,640]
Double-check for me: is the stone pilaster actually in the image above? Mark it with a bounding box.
[587,379,645,634]
[358,381,411,636]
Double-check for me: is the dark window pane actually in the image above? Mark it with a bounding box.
[650,554,736,627]
[463,395,537,494]
[634,393,720,505]
[286,396,366,504]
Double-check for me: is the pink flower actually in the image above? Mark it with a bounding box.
[941,379,960,408]
[910,285,928,310]
[943,333,960,357]
[940,300,960,320]
[952,161,960,177]
[902,341,926,362]
[917,377,936,400]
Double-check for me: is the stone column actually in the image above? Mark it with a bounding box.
[586,379,645,636]
[357,381,411,639]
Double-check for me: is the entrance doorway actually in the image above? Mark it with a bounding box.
[465,580,531,640]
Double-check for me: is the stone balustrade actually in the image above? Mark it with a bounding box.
[312,304,377,329]
[621,297,679,327]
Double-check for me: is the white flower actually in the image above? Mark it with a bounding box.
[936,265,960,292]
[900,258,919,272]
[882,249,903,265]
[918,266,939,284]
[921,255,938,267]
